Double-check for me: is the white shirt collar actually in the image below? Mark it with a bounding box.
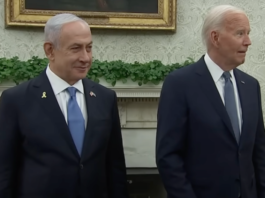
[46,65,84,95]
[204,53,235,82]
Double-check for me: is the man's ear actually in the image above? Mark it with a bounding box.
[210,30,220,48]
[43,42,55,61]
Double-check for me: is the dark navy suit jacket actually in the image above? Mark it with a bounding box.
[0,70,128,198]
[156,56,265,198]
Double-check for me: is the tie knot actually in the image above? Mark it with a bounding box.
[223,71,231,81]
[67,87,77,97]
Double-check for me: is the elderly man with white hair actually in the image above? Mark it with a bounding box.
[156,5,265,198]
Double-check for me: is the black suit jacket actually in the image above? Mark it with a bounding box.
[0,70,128,198]
[156,56,265,198]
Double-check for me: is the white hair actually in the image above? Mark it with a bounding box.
[44,13,89,48]
[201,5,246,48]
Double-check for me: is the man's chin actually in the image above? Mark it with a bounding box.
[240,59,245,65]
[235,59,245,67]
[76,74,87,80]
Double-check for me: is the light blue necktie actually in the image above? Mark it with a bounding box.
[67,87,85,156]
[223,72,240,144]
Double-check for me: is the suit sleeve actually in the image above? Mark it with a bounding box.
[0,90,20,198]
[253,81,265,198]
[106,92,129,198]
[156,73,197,198]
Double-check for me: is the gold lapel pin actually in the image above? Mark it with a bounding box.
[90,91,96,97]
[41,92,47,98]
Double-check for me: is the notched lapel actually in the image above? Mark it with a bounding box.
[32,72,80,157]
[81,78,96,160]
[195,60,238,144]
[234,70,250,146]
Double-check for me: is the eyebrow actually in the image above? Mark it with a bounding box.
[236,29,251,33]
[70,41,93,46]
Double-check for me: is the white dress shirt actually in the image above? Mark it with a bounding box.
[204,53,242,132]
[46,66,87,128]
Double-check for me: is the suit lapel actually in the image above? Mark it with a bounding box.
[32,71,80,158]
[195,57,237,143]
[233,69,250,146]
[80,78,96,161]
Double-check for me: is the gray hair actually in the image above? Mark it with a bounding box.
[201,5,246,48]
[44,13,89,48]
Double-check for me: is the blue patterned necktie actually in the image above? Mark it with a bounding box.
[67,87,85,155]
[223,71,240,144]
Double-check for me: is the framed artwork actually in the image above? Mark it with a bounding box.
[5,0,176,31]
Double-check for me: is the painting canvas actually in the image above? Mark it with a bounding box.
[25,0,158,13]
[5,0,176,31]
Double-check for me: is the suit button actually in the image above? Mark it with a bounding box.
[80,164,84,169]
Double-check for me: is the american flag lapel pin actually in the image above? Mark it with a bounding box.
[90,91,96,97]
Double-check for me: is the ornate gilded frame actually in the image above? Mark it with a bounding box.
[5,0,176,31]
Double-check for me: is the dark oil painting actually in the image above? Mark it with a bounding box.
[25,0,158,14]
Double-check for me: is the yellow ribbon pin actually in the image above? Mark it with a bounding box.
[41,92,47,98]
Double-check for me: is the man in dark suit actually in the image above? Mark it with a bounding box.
[0,13,128,198]
[156,5,265,198]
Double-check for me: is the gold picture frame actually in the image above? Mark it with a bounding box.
[5,0,176,31]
